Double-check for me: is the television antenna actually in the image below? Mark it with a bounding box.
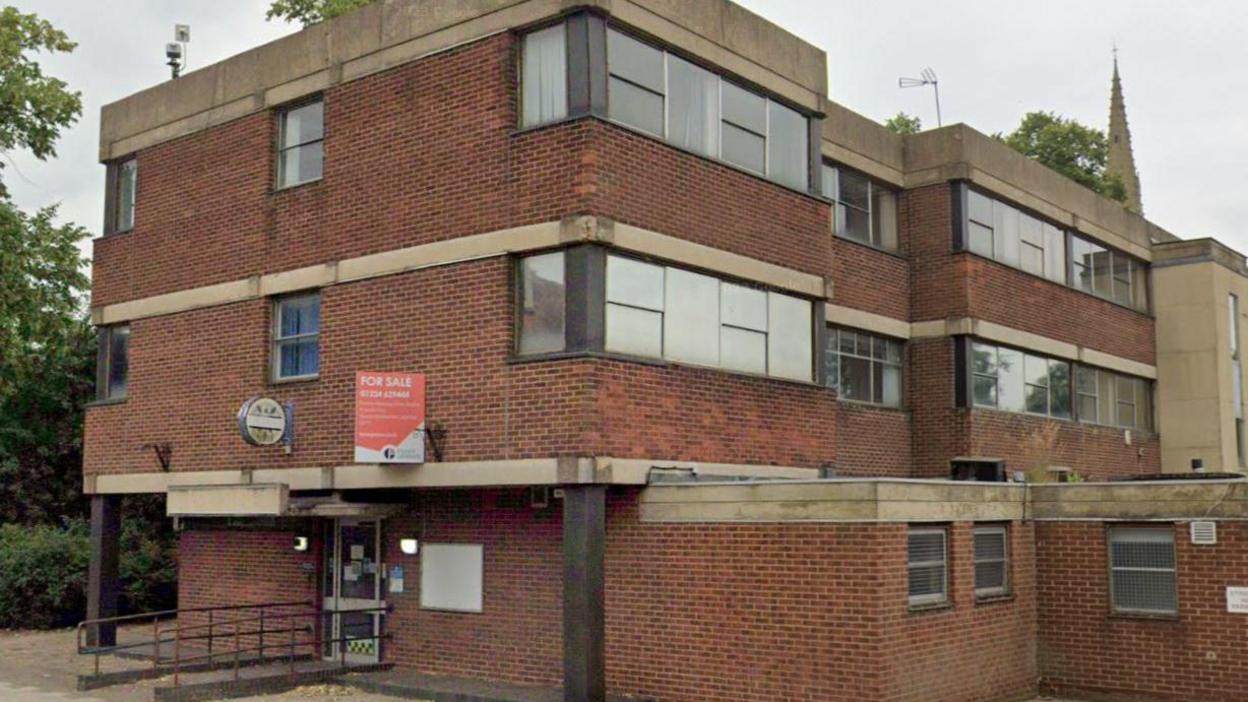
[898,67,942,128]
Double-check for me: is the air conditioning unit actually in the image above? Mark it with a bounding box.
[1191,521,1218,545]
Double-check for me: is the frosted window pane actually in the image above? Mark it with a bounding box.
[998,347,1025,412]
[766,293,812,381]
[667,55,719,157]
[521,25,567,127]
[767,101,807,189]
[606,256,664,310]
[605,304,662,358]
[663,268,719,366]
[720,283,767,331]
[720,327,766,375]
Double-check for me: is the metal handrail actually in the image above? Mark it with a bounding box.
[76,599,313,655]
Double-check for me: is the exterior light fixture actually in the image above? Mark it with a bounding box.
[400,538,419,555]
[293,536,309,552]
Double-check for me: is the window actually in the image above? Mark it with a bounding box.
[96,326,130,401]
[908,527,948,607]
[273,293,320,381]
[971,342,1071,419]
[1074,365,1153,430]
[517,252,566,354]
[1233,294,1244,466]
[822,165,898,251]
[277,100,324,188]
[973,526,1009,598]
[824,327,902,406]
[603,254,813,381]
[521,24,567,127]
[605,27,809,190]
[1108,526,1177,616]
[965,190,1066,285]
[1071,233,1148,311]
[114,159,137,233]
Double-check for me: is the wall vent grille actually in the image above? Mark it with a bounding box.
[1191,521,1218,545]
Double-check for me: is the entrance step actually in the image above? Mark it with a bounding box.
[151,661,391,702]
[343,670,657,702]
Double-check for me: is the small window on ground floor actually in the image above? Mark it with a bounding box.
[973,525,1009,598]
[1108,526,1177,616]
[908,526,948,607]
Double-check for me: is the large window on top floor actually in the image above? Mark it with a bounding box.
[1074,365,1153,431]
[605,26,809,190]
[960,187,1150,312]
[277,99,324,188]
[822,164,898,251]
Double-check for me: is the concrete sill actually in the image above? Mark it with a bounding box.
[269,375,320,387]
[1108,612,1179,623]
[975,593,1015,606]
[907,602,953,615]
[271,177,323,195]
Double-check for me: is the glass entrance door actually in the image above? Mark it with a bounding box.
[322,518,382,663]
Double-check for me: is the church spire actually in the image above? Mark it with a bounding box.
[1107,49,1143,215]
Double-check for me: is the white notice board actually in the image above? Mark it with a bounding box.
[420,543,484,613]
[1227,587,1248,613]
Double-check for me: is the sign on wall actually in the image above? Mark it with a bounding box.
[354,372,426,464]
[1227,587,1248,613]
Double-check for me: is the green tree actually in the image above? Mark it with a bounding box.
[996,111,1126,203]
[884,112,922,135]
[266,0,375,25]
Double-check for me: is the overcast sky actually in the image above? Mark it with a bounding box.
[8,0,1247,265]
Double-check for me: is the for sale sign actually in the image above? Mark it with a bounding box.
[354,372,426,464]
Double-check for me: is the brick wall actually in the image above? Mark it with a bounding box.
[1037,521,1248,701]
[836,402,911,476]
[970,410,1160,480]
[831,236,910,320]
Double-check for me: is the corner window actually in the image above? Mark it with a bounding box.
[822,165,898,251]
[1108,526,1177,616]
[605,27,810,190]
[824,327,902,406]
[971,342,1070,419]
[520,24,567,127]
[517,252,566,354]
[965,189,1066,285]
[907,527,948,607]
[96,326,130,401]
[114,159,137,233]
[273,293,320,381]
[1072,234,1147,310]
[973,525,1009,598]
[277,100,324,188]
[603,254,813,382]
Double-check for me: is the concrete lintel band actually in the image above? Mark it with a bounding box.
[92,218,826,325]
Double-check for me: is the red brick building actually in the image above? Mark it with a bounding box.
[82,1,1248,700]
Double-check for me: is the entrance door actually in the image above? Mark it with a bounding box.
[322,518,383,663]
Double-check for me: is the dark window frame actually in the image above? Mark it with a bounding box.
[822,162,900,253]
[824,325,904,407]
[96,325,130,401]
[275,97,325,190]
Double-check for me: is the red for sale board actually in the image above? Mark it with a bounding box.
[354,371,426,463]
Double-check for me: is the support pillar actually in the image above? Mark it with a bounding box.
[562,485,606,702]
[86,494,122,647]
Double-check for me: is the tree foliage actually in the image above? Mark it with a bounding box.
[266,0,376,25]
[0,7,82,194]
[884,112,922,136]
[996,111,1126,203]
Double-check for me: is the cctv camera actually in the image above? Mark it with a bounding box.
[165,43,183,60]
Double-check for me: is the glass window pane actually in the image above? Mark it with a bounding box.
[838,169,870,210]
[280,339,319,378]
[840,205,870,244]
[994,201,1020,267]
[721,122,766,174]
[721,283,767,331]
[1024,354,1050,387]
[840,356,870,401]
[521,25,567,127]
[998,347,1024,412]
[1044,224,1067,284]
[973,375,997,407]
[606,256,664,310]
[518,253,565,354]
[1136,380,1153,430]
[285,141,323,186]
[767,101,807,190]
[1050,362,1071,419]
[606,29,663,93]
[667,55,719,158]
[605,304,662,358]
[872,187,898,251]
[766,293,812,381]
[972,343,997,375]
[968,222,994,257]
[280,296,320,337]
[721,327,766,375]
[870,361,902,406]
[282,101,323,148]
[1091,247,1113,297]
[839,329,857,355]
[968,190,993,225]
[117,160,137,231]
[721,81,766,134]
[663,268,719,366]
[607,77,664,137]
[1098,370,1116,425]
[1133,262,1149,310]
[1113,254,1133,305]
[1078,394,1098,423]
[108,327,129,399]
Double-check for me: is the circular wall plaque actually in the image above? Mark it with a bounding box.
[238,397,287,446]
